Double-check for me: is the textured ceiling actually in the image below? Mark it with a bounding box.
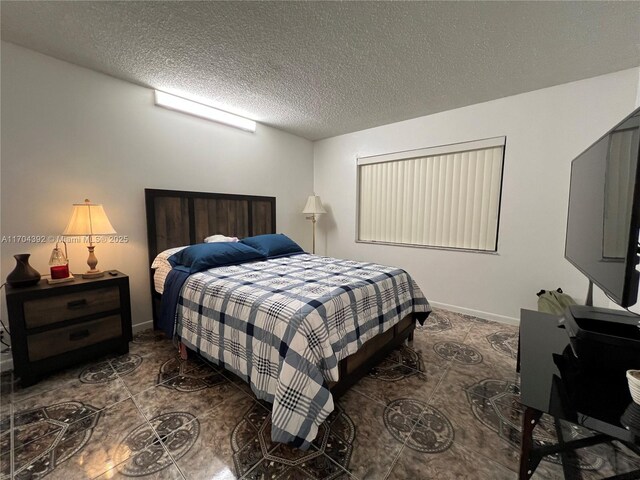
[2,1,639,140]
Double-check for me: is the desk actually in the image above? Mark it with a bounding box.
[518,310,640,479]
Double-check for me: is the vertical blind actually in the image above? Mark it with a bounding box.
[357,137,506,251]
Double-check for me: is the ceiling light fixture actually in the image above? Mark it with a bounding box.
[154,90,256,132]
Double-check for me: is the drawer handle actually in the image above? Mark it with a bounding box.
[67,299,88,309]
[69,329,90,341]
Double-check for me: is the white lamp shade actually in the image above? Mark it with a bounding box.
[302,195,326,215]
[63,200,116,236]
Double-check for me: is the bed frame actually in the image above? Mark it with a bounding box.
[144,188,416,399]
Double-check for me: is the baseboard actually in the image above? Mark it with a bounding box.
[0,319,155,373]
[132,319,154,334]
[0,353,13,373]
[429,301,520,326]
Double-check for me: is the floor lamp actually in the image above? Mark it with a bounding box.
[303,195,326,254]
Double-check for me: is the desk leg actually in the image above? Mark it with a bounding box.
[519,406,542,480]
[516,328,521,373]
[554,416,583,480]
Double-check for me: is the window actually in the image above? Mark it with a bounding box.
[357,137,506,252]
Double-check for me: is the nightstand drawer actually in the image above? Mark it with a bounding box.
[28,315,122,361]
[23,286,120,328]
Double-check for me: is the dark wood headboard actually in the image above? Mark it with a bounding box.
[144,188,276,324]
[145,188,276,262]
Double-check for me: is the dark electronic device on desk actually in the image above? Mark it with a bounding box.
[562,106,640,371]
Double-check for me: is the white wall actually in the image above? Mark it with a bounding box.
[1,41,638,342]
[313,67,640,323]
[0,42,314,335]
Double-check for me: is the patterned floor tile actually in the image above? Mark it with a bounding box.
[530,461,564,480]
[0,431,11,480]
[388,440,517,480]
[11,398,147,479]
[95,460,185,479]
[13,375,130,417]
[463,321,521,371]
[132,362,248,423]
[243,452,353,480]
[12,356,117,404]
[9,379,131,459]
[483,329,520,361]
[334,389,414,479]
[0,372,11,477]
[248,403,357,478]
[116,351,209,397]
[432,340,484,365]
[13,400,103,450]
[352,353,448,412]
[600,442,640,477]
[128,329,177,359]
[427,369,523,471]
[108,411,199,479]
[428,350,519,406]
[415,308,475,342]
[530,439,640,480]
[409,329,461,368]
[563,438,640,479]
[163,395,258,480]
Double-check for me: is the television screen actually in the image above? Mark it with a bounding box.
[565,107,640,308]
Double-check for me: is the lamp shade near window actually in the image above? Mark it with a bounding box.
[302,195,326,254]
[302,195,327,215]
[63,199,116,278]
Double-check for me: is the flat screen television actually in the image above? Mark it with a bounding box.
[565,106,640,309]
[563,107,640,370]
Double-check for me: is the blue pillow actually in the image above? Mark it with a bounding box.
[168,242,265,274]
[240,233,304,258]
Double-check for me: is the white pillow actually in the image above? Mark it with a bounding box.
[204,234,239,243]
[151,245,188,270]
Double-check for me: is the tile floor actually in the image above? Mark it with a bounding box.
[1,308,639,479]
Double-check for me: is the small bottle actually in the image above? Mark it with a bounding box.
[49,243,69,279]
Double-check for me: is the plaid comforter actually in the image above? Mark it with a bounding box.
[174,253,430,449]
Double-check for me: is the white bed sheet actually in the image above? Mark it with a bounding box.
[151,245,188,294]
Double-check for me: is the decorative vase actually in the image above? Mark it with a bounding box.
[6,254,41,287]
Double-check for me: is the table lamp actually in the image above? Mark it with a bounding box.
[63,199,116,278]
[302,194,326,254]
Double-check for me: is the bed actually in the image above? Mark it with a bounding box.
[145,188,431,448]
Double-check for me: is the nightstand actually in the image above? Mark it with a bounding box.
[5,271,132,386]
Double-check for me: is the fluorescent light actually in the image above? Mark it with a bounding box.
[154,90,256,132]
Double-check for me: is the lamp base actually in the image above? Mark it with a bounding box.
[82,270,105,279]
[83,245,104,278]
